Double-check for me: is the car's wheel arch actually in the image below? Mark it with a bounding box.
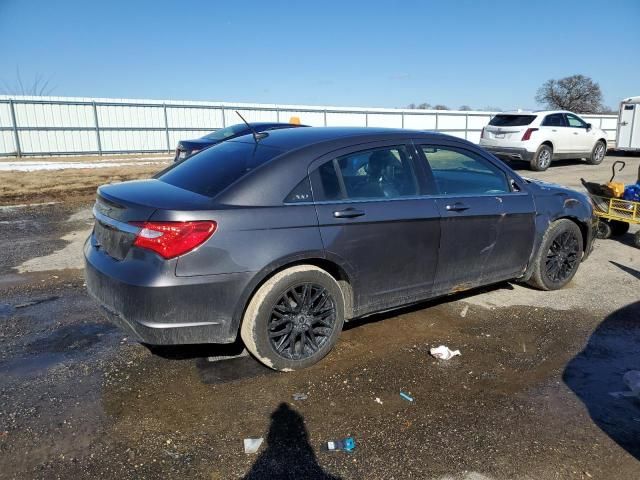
[520,213,590,282]
[540,140,554,152]
[231,253,356,339]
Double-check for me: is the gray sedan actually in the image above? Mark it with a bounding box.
[85,127,596,371]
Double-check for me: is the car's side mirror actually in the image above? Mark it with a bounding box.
[585,123,592,130]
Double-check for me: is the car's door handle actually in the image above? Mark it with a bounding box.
[445,202,470,212]
[333,208,365,218]
[573,132,579,135]
[551,129,557,132]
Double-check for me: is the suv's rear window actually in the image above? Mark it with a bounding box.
[158,140,284,197]
[488,115,536,127]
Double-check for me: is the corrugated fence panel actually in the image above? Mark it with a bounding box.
[100,130,166,152]
[223,108,278,125]
[326,112,367,127]
[167,107,223,129]
[0,131,16,154]
[0,95,620,156]
[19,129,97,154]
[403,113,437,130]
[367,113,403,128]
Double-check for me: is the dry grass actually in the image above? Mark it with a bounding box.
[0,163,170,206]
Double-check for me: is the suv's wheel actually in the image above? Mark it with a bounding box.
[530,144,553,171]
[587,140,606,165]
[240,265,345,371]
[527,219,583,290]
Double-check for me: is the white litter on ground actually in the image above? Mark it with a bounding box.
[430,345,461,360]
[0,159,168,172]
[460,305,469,318]
[243,438,263,454]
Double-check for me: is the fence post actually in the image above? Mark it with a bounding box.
[163,103,171,153]
[276,108,280,122]
[8,99,21,158]
[401,112,405,129]
[435,112,439,131]
[365,112,369,127]
[464,113,469,140]
[323,110,327,127]
[92,101,102,155]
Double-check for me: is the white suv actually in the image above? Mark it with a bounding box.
[479,111,607,171]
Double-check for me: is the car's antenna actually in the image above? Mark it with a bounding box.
[235,110,267,143]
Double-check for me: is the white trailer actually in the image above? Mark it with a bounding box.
[616,96,640,151]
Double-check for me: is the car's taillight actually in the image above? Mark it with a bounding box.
[521,128,538,141]
[480,127,485,139]
[129,221,216,259]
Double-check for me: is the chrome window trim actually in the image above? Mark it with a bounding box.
[284,191,529,206]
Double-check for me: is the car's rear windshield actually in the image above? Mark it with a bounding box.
[202,124,247,141]
[488,114,536,127]
[158,140,284,197]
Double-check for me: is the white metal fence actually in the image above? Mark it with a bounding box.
[0,95,619,157]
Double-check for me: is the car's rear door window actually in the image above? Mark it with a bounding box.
[488,115,536,127]
[158,140,284,197]
[541,113,566,127]
[420,146,509,195]
[311,146,418,201]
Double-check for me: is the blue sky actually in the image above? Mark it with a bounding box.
[1,0,638,110]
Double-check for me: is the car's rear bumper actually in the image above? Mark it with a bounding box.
[482,145,534,162]
[84,239,253,345]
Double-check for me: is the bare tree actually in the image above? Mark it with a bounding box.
[483,106,503,112]
[434,104,449,110]
[458,105,472,111]
[417,102,431,110]
[406,103,417,109]
[535,74,603,113]
[1,66,55,96]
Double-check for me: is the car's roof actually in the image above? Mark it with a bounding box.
[496,110,575,116]
[228,126,446,151]
[246,121,301,127]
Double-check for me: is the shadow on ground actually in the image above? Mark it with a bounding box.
[563,301,640,460]
[243,403,340,480]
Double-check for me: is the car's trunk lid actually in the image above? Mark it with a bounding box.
[483,125,528,140]
[93,179,213,260]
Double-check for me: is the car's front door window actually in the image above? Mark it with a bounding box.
[566,113,588,128]
[420,146,510,195]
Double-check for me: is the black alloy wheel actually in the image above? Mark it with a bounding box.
[268,283,337,360]
[545,230,581,283]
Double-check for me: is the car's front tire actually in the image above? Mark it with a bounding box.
[587,140,606,165]
[240,265,345,371]
[530,144,553,171]
[527,219,583,291]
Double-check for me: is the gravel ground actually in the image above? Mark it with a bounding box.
[0,154,638,479]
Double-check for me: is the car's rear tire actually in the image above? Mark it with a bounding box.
[530,144,553,171]
[587,140,606,165]
[596,220,612,239]
[240,265,345,371]
[634,231,640,249]
[527,219,583,291]
[609,220,630,237]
